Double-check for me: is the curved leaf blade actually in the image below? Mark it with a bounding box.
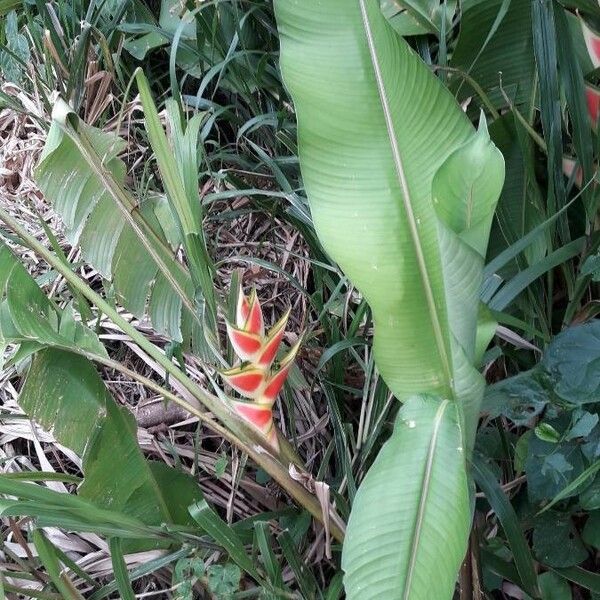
[472,456,540,597]
[275,0,503,412]
[450,0,535,110]
[276,0,468,401]
[274,1,504,597]
[0,243,107,360]
[342,396,470,600]
[19,349,202,550]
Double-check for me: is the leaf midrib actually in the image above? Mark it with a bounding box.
[358,0,453,393]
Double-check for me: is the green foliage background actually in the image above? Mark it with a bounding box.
[0,0,600,598]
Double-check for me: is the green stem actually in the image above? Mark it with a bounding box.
[433,65,500,120]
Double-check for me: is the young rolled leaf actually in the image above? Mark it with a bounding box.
[274,0,504,597]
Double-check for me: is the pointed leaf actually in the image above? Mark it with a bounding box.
[342,396,470,600]
[0,243,106,359]
[19,349,203,550]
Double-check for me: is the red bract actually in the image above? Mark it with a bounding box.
[586,83,600,130]
[582,17,600,68]
[221,287,301,451]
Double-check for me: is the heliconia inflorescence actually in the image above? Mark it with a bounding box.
[221,287,301,451]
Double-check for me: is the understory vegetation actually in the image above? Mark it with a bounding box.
[0,0,599,598]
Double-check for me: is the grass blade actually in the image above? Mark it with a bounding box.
[554,3,594,218]
[277,529,320,599]
[189,500,262,582]
[472,456,540,598]
[88,548,191,600]
[549,566,600,593]
[537,459,600,515]
[32,530,86,600]
[489,237,585,310]
[108,538,136,600]
[531,0,566,223]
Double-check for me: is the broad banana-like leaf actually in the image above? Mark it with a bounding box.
[20,349,202,551]
[0,244,201,549]
[381,0,456,36]
[275,0,504,439]
[449,0,535,110]
[35,101,197,345]
[274,1,504,597]
[342,396,470,599]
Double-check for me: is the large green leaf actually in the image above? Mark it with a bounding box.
[34,101,197,345]
[0,243,106,363]
[19,349,202,550]
[342,396,470,599]
[136,75,218,339]
[274,1,504,597]
[275,0,503,427]
[0,244,201,547]
[541,320,600,405]
[381,0,455,36]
